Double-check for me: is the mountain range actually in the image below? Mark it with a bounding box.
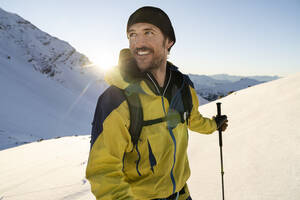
[189,74,279,101]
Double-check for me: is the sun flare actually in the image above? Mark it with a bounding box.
[85,54,117,72]
[94,59,115,72]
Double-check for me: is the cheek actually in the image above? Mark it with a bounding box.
[129,40,135,49]
[159,40,169,55]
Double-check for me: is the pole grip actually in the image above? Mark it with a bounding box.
[216,102,223,147]
[217,102,222,116]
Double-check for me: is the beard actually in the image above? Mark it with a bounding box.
[141,54,165,72]
[133,39,167,72]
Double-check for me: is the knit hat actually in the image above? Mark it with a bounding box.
[127,6,176,49]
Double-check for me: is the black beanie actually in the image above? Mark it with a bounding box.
[127,6,176,48]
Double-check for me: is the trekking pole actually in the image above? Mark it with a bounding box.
[216,102,225,200]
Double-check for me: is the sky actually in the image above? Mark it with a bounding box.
[1,0,299,76]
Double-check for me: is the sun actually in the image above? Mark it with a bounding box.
[94,59,116,72]
[86,54,117,72]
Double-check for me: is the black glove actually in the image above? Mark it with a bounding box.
[214,115,228,130]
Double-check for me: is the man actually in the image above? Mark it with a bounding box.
[86,6,228,200]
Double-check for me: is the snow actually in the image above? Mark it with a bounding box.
[0,7,107,150]
[0,43,106,150]
[1,73,299,200]
[187,72,300,200]
[0,55,99,149]
[0,136,93,200]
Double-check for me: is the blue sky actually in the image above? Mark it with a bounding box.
[1,0,299,76]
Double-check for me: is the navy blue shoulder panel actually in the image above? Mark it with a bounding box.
[90,86,126,149]
[183,74,195,88]
[167,61,179,71]
[168,62,195,89]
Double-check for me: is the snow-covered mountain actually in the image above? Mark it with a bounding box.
[189,74,278,101]
[0,7,107,150]
[197,94,209,105]
[210,74,279,82]
[0,7,106,93]
[0,73,299,200]
[0,6,90,73]
[197,77,262,101]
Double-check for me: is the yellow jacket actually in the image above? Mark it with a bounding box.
[86,63,217,199]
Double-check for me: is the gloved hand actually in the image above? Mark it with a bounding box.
[214,115,228,132]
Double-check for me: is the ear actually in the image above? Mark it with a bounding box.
[166,39,174,50]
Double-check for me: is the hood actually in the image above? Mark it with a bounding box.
[104,66,152,96]
[105,48,145,90]
[104,66,130,90]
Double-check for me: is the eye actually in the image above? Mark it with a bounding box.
[128,32,137,38]
[145,31,153,36]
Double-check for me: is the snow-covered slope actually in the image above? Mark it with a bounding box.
[0,8,107,150]
[0,73,299,200]
[188,72,300,200]
[0,135,93,200]
[0,54,106,150]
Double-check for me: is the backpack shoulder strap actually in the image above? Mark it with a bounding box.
[181,75,193,123]
[123,74,194,145]
[124,90,143,146]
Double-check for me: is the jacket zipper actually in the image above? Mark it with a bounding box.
[146,71,177,193]
[146,72,172,97]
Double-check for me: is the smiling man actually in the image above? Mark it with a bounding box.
[127,22,173,83]
[86,6,228,200]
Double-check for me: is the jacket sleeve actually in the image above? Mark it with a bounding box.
[188,86,217,134]
[86,98,135,200]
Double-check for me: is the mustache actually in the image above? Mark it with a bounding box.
[134,47,154,54]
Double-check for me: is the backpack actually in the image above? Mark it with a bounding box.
[124,79,193,146]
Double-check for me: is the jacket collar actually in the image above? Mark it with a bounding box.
[105,61,180,97]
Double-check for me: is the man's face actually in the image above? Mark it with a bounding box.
[127,23,174,72]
